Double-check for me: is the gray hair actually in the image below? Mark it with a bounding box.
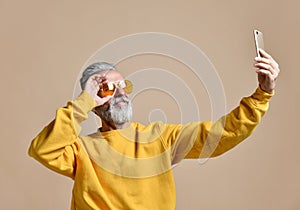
[80,62,116,90]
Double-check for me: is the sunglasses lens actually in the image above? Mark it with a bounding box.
[98,82,115,98]
[97,80,133,98]
[124,80,133,94]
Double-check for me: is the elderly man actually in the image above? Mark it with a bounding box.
[28,49,279,210]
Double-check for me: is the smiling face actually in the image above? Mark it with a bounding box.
[94,71,133,126]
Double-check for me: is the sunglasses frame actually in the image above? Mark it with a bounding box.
[97,79,133,98]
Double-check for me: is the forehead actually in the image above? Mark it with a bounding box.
[96,70,124,81]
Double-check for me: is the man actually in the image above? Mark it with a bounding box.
[28,49,280,210]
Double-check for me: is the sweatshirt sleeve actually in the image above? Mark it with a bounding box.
[167,87,274,163]
[28,91,96,178]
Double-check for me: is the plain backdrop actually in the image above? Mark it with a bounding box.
[1,0,299,209]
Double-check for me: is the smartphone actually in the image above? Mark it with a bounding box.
[254,29,264,57]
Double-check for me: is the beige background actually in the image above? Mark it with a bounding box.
[1,0,299,209]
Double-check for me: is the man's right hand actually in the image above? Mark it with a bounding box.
[83,74,113,106]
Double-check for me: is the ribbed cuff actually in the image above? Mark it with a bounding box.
[73,91,97,114]
[250,86,274,105]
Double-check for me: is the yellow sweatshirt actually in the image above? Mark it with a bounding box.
[28,87,273,210]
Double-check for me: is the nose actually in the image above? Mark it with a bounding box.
[114,86,126,97]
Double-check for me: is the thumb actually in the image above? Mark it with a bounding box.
[95,94,114,106]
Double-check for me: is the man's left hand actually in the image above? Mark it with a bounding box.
[254,49,280,94]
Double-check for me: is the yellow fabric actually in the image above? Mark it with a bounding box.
[28,88,273,210]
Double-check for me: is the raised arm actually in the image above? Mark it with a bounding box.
[28,74,112,178]
[168,49,280,162]
[200,49,280,157]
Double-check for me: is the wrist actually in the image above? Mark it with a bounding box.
[259,84,274,94]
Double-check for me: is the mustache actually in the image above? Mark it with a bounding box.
[111,95,130,104]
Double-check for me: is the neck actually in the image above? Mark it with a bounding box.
[100,120,131,132]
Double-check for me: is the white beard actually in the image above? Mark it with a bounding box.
[96,95,132,125]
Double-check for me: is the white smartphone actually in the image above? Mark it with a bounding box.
[254,29,264,57]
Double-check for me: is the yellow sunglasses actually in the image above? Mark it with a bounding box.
[97,80,133,98]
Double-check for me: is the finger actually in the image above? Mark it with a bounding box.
[270,60,280,70]
[258,49,280,70]
[90,76,100,86]
[259,49,279,68]
[255,58,280,73]
[102,95,113,101]
[98,95,113,105]
[86,76,100,91]
[254,63,276,75]
[96,74,107,80]
[256,69,273,78]
[254,57,271,65]
[258,48,271,59]
[92,75,101,83]
[88,75,99,86]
